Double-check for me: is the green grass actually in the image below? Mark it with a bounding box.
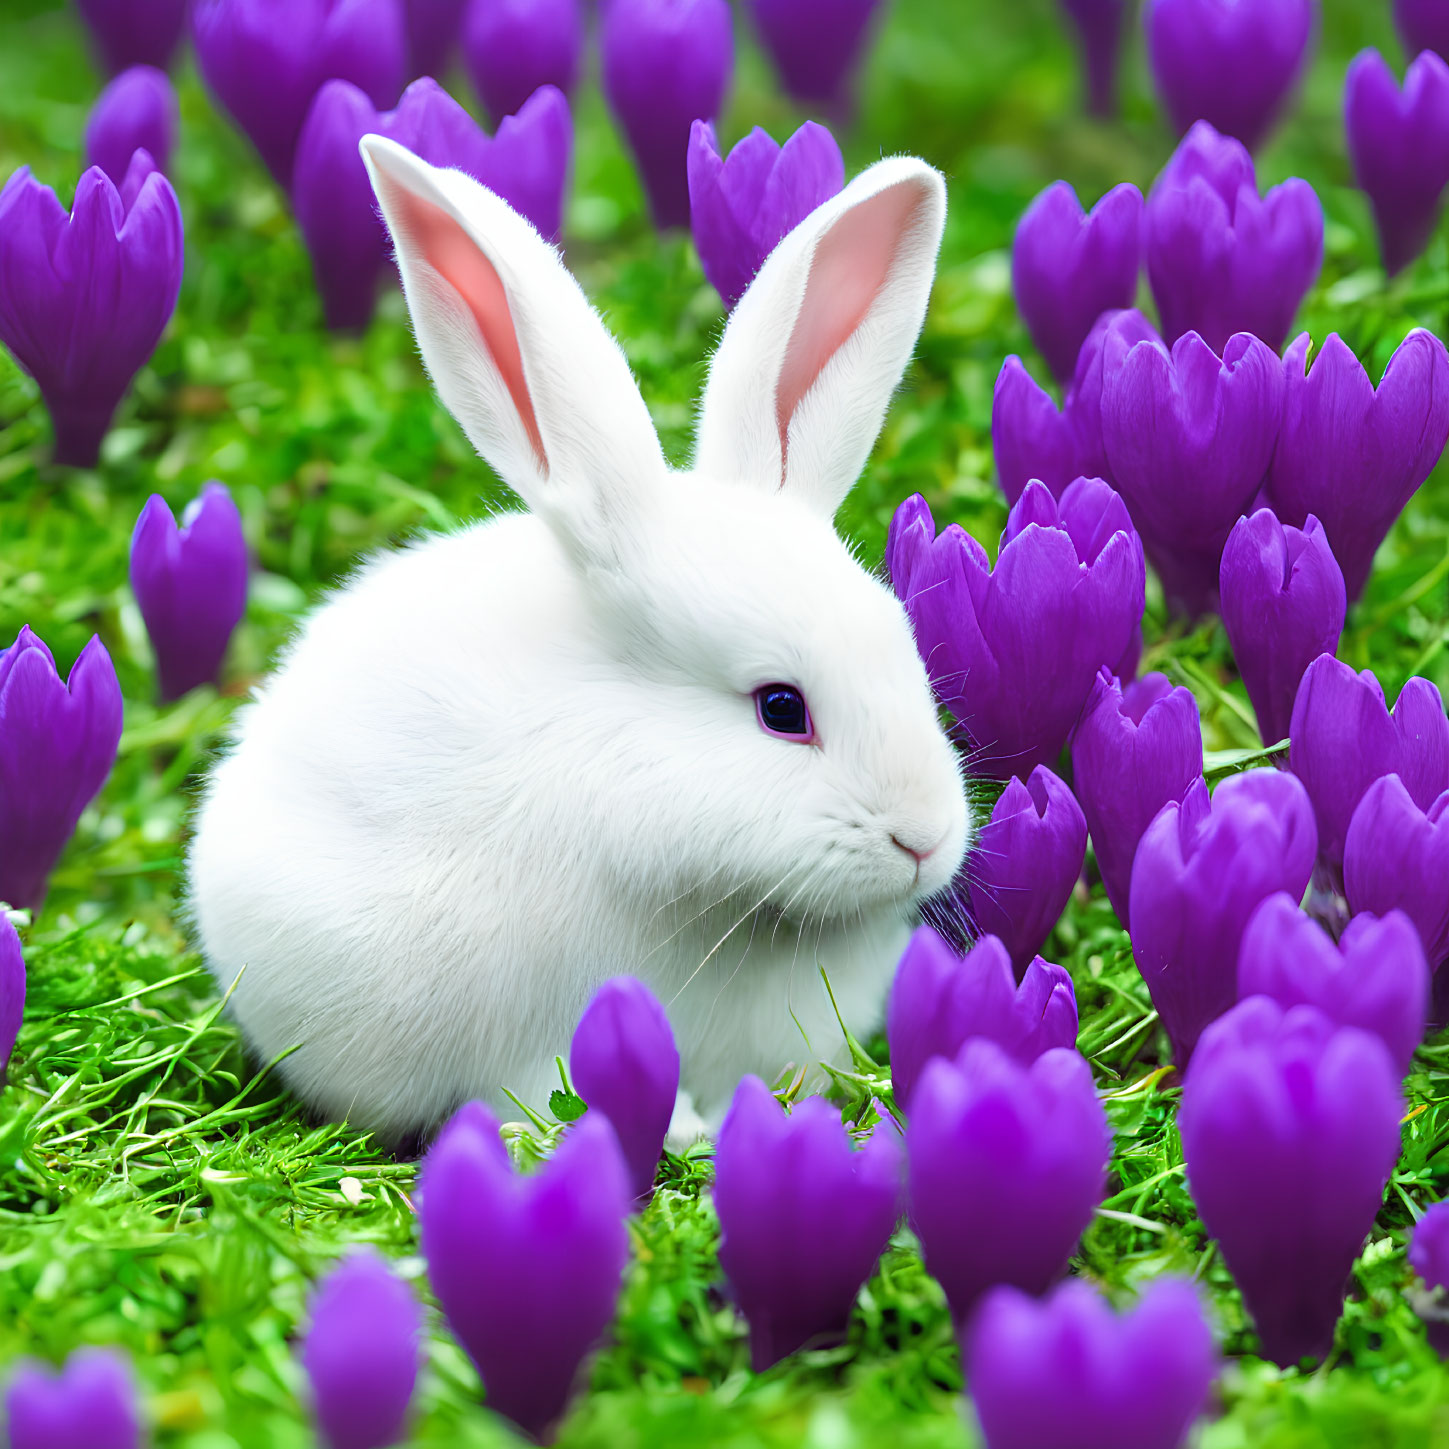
[2,0,1449,1443]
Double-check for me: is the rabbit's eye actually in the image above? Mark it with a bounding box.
[755,684,814,742]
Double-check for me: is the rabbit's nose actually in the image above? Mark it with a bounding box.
[891,829,947,866]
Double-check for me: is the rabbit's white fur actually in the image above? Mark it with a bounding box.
[188,137,970,1141]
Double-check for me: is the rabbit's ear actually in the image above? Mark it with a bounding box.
[693,157,946,519]
[362,135,666,567]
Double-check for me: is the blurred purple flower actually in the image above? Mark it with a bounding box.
[1,915,23,1083]
[1397,0,1449,62]
[1287,655,1449,874]
[192,0,406,189]
[1100,322,1284,617]
[569,975,679,1202]
[907,1040,1108,1324]
[301,1249,422,1449]
[886,928,1077,1109]
[1145,121,1323,353]
[406,0,465,76]
[1344,49,1449,277]
[76,0,189,73]
[746,0,881,115]
[0,628,123,911]
[0,156,183,467]
[1012,181,1142,385]
[601,0,732,229]
[1055,0,1129,116]
[131,484,248,702]
[461,0,584,127]
[966,1277,1218,1449]
[888,479,1144,780]
[1180,997,1402,1366]
[687,120,843,311]
[1220,509,1346,748]
[419,1101,630,1442]
[85,66,179,183]
[1265,331,1449,603]
[714,1076,901,1369]
[1409,1202,1449,1356]
[4,1348,141,1449]
[1129,770,1317,1065]
[1144,0,1315,152]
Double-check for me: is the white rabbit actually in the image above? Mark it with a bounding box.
[187,135,970,1143]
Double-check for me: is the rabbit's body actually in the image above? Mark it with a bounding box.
[190,139,970,1139]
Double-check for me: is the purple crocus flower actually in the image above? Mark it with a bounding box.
[569,975,680,1202]
[461,0,584,127]
[1144,122,1323,354]
[419,1101,630,1442]
[1344,776,1449,972]
[192,0,406,189]
[300,1249,422,1449]
[714,1076,901,1369]
[0,628,123,911]
[1071,669,1203,929]
[957,766,1087,974]
[1180,997,1402,1366]
[406,0,465,76]
[907,1040,1108,1324]
[1287,654,1449,874]
[886,927,1078,1109]
[1055,0,1128,116]
[4,1348,141,1449]
[1,915,23,1082]
[0,155,183,468]
[84,66,180,183]
[687,119,844,311]
[601,0,733,229]
[746,0,881,115]
[1219,509,1346,749]
[1265,331,1449,603]
[1344,49,1449,277]
[1409,1202,1449,1356]
[76,0,189,73]
[131,484,248,702]
[1100,323,1284,617]
[888,478,1145,780]
[965,1278,1218,1449]
[1129,769,1317,1066]
[1397,0,1449,62]
[1012,181,1143,385]
[1144,0,1315,152]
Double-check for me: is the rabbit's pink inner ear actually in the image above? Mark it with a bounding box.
[774,180,928,481]
[391,185,548,475]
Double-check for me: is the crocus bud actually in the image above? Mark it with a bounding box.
[1012,181,1143,385]
[1266,331,1449,602]
[745,0,881,116]
[1344,49,1449,277]
[1,915,23,1082]
[419,1102,630,1442]
[1180,997,1402,1366]
[0,628,123,911]
[131,485,248,703]
[966,1278,1218,1449]
[4,1348,141,1449]
[1071,669,1203,929]
[887,929,1077,1109]
[687,120,844,311]
[85,66,180,183]
[569,975,680,1202]
[1287,655,1449,873]
[301,1249,422,1449]
[1219,509,1346,748]
[1101,325,1284,617]
[405,0,466,76]
[76,0,189,73]
[192,0,407,189]
[1344,776,1449,972]
[1055,0,1128,116]
[957,766,1087,974]
[1409,1202,1449,1356]
[0,157,183,468]
[1130,770,1317,1065]
[1144,0,1314,152]
[1145,122,1323,354]
[907,1040,1108,1324]
[601,0,733,229]
[714,1077,901,1369]
[889,479,1145,780]
[461,0,584,127]
[1397,0,1449,62]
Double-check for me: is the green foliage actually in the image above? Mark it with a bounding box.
[1,0,1448,1444]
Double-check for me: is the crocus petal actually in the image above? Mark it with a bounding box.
[460,0,585,128]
